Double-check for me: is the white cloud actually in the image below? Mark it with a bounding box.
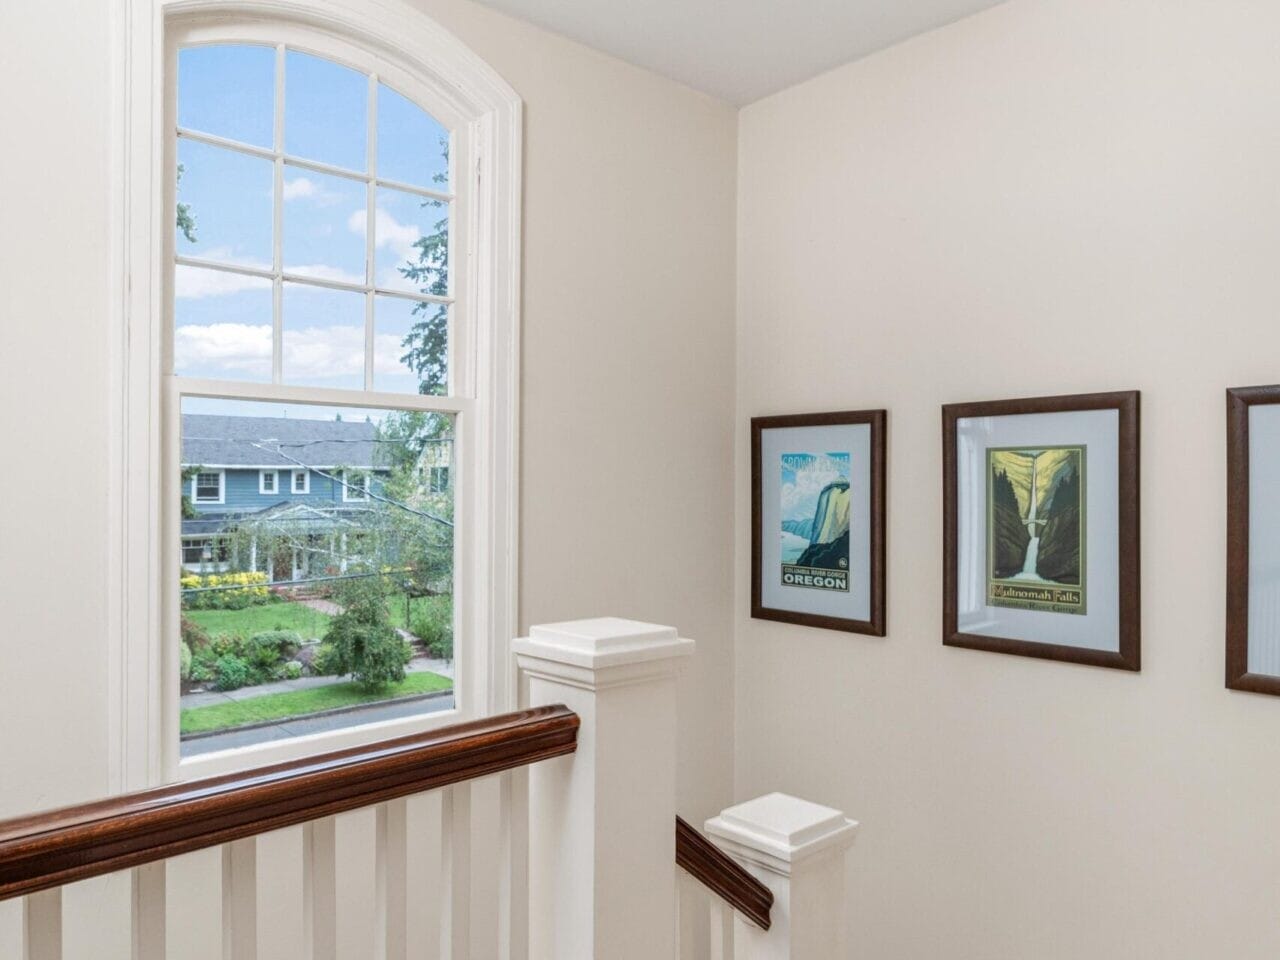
[281,176,344,206]
[174,263,271,300]
[282,324,366,379]
[374,332,409,374]
[347,207,421,262]
[174,323,272,376]
[282,176,318,201]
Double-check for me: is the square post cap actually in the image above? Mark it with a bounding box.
[514,617,694,668]
[706,792,858,875]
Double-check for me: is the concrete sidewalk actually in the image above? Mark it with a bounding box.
[181,691,456,757]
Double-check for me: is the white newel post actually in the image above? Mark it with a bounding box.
[515,618,694,960]
[706,794,858,960]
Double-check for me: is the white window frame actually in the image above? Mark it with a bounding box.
[108,0,522,789]
[292,468,310,494]
[341,469,370,502]
[259,469,278,495]
[191,469,225,504]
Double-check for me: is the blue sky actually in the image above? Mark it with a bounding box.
[174,44,450,413]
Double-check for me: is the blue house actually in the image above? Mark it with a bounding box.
[180,414,402,579]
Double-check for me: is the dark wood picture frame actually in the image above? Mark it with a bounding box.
[942,391,1141,670]
[1226,385,1280,695]
[750,410,886,636]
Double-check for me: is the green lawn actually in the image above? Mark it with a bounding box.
[180,671,453,735]
[184,600,333,639]
[385,592,449,633]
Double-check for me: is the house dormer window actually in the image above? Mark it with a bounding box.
[192,470,224,504]
[259,469,278,494]
[292,469,310,494]
[342,470,371,502]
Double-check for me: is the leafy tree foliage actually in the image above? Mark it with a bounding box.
[398,138,450,396]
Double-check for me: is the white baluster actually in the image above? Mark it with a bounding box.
[439,783,471,960]
[222,839,258,960]
[376,799,408,960]
[61,874,129,960]
[705,794,858,960]
[303,818,337,960]
[708,898,733,960]
[515,617,694,960]
[23,889,62,960]
[498,767,529,960]
[333,808,377,960]
[404,792,442,960]
[0,897,22,957]
[255,827,305,960]
[166,847,222,960]
[131,863,166,960]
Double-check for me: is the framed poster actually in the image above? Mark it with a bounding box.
[751,410,886,635]
[942,391,1140,669]
[1226,385,1280,695]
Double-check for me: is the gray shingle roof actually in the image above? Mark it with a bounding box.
[182,414,382,469]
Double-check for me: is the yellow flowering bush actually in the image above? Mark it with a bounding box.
[181,571,271,610]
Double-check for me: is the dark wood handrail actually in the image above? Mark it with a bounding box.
[675,815,772,930]
[0,705,578,902]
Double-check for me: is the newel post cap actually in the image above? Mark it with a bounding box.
[705,793,858,874]
[513,617,694,684]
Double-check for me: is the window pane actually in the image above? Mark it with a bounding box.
[176,139,273,268]
[178,44,274,148]
[375,295,448,395]
[179,397,456,758]
[377,83,450,191]
[282,282,366,390]
[281,168,367,283]
[374,186,447,296]
[284,50,367,172]
[174,267,272,382]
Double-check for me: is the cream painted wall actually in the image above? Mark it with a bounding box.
[0,0,737,839]
[735,1,1280,957]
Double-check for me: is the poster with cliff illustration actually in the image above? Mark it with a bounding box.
[780,452,851,592]
[986,446,1086,615]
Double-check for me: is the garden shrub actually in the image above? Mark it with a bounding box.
[247,630,301,669]
[189,657,214,683]
[323,577,411,688]
[411,596,453,660]
[179,641,193,682]
[214,654,251,691]
[283,661,303,681]
[181,616,211,652]
[312,642,344,676]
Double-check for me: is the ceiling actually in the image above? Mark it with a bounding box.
[470,0,1010,104]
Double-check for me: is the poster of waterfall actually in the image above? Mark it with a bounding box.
[986,446,1086,615]
[780,452,851,592]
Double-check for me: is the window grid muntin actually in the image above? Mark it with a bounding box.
[173,41,456,394]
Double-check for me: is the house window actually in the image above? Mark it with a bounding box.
[342,470,371,502]
[428,466,450,493]
[292,469,310,494]
[181,537,230,566]
[259,469,278,494]
[192,470,224,504]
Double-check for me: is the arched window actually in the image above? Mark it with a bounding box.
[112,2,520,781]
